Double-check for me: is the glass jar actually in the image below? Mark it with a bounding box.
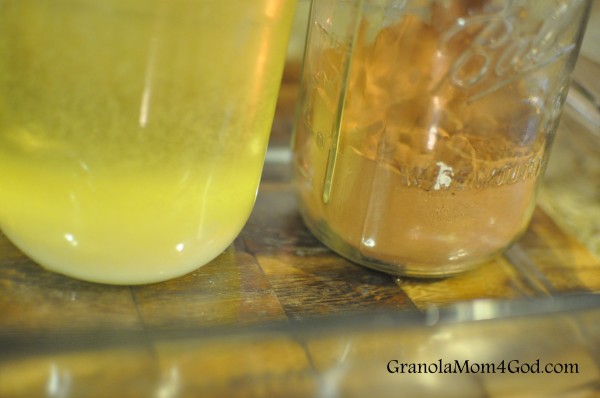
[292,0,592,277]
[0,0,297,284]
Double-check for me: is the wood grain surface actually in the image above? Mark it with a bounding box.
[1,64,599,330]
[1,6,600,396]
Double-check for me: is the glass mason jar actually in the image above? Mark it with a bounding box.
[0,0,297,284]
[292,0,591,277]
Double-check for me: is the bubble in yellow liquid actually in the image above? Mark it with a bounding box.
[0,0,296,284]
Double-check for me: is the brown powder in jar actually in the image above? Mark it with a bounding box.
[296,6,547,274]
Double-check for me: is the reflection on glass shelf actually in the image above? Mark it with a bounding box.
[540,84,600,259]
[538,4,600,259]
[1,294,600,397]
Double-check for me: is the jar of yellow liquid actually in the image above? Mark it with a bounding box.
[0,0,297,284]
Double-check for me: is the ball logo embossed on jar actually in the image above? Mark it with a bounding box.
[292,0,592,277]
[441,0,583,99]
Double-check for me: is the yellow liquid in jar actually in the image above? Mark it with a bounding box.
[0,0,296,284]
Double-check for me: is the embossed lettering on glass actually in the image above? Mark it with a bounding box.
[292,0,592,277]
